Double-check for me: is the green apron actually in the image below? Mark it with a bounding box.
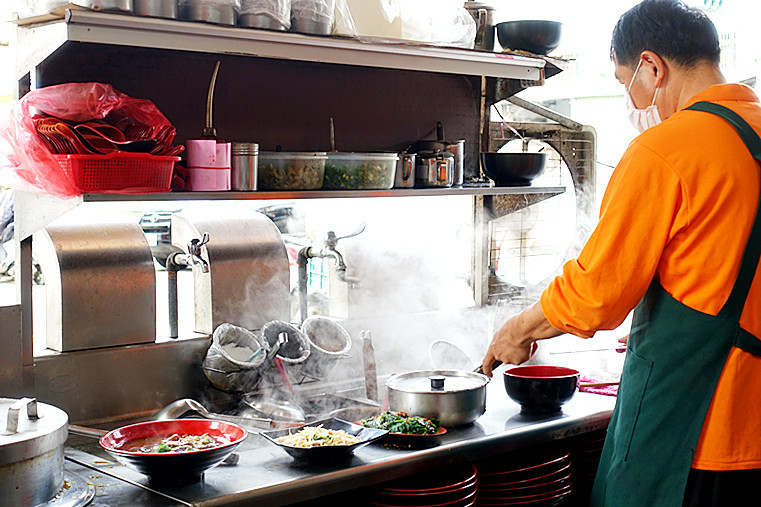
[590,101,761,506]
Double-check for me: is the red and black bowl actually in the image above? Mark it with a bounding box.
[504,365,580,416]
[99,419,247,486]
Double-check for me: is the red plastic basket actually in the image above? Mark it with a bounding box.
[54,152,180,194]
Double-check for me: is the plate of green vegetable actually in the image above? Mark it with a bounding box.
[357,411,446,448]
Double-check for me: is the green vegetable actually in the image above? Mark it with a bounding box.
[361,411,441,435]
[156,442,171,453]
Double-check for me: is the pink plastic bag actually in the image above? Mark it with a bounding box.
[0,82,174,198]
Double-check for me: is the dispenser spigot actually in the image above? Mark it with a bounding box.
[187,232,210,273]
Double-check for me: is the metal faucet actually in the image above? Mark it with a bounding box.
[166,232,210,338]
[297,223,365,322]
[187,233,210,273]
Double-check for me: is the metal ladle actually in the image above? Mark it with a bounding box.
[154,398,301,429]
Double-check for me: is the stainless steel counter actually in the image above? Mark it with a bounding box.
[65,379,615,506]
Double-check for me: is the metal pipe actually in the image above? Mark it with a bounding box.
[297,246,312,324]
[166,253,182,339]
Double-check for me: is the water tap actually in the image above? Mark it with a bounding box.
[187,232,210,273]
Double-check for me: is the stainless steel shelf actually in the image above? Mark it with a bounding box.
[24,9,546,80]
[81,185,565,201]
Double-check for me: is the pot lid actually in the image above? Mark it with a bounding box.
[0,397,68,466]
[387,370,488,393]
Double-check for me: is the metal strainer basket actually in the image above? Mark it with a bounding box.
[202,323,269,392]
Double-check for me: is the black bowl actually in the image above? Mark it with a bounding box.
[496,20,562,55]
[503,365,579,415]
[481,152,547,186]
[99,419,247,486]
[260,417,388,461]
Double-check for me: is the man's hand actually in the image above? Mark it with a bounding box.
[480,301,562,377]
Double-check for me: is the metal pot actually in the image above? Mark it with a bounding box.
[0,398,68,506]
[386,370,489,427]
[180,0,237,25]
[415,150,454,187]
[72,0,133,11]
[134,0,178,18]
[393,153,416,188]
[464,2,496,51]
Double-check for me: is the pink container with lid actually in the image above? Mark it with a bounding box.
[187,138,231,191]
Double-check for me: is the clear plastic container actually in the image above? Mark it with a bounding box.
[257,151,327,190]
[323,152,398,190]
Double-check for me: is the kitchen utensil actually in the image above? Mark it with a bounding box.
[231,142,259,191]
[393,152,415,188]
[480,152,547,186]
[134,0,178,18]
[415,149,454,187]
[464,2,496,51]
[550,346,627,354]
[239,0,290,30]
[205,60,221,138]
[242,394,307,422]
[300,316,352,379]
[260,417,388,461]
[290,0,334,35]
[360,329,378,402]
[72,0,133,12]
[258,151,327,190]
[428,340,475,370]
[180,0,237,25]
[579,381,620,388]
[503,365,579,415]
[445,139,465,186]
[202,323,269,392]
[0,398,68,507]
[323,152,398,190]
[386,369,489,427]
[496,20,562,55]
[153,398,295,429]
[261,321,310,366]
[99,419,247,485]
[329,117,337,152]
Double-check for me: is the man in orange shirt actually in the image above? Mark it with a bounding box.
[481,1,761,505]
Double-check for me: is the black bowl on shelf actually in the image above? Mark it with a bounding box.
[481,152,547,186]
[503,365,579,415]
[496,20,562,55]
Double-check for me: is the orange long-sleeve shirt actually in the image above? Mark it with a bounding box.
[541,83,761,470]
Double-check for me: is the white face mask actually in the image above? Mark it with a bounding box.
[626,59,661,132]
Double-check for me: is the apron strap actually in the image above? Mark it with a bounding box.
[686,101,761,321]
[736,328,761,356]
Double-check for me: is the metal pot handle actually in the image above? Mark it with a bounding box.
[6,397,38,434]
[474,8,487,46]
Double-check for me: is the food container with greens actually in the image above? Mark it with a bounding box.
[258,151,327,190]
[323,152,398,190]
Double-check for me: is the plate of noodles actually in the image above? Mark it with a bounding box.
[260,418,388,460]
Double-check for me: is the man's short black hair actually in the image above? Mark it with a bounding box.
[611,0,720,68]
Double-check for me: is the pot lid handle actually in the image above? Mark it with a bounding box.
[429,375,446,391]
[6,397,38,434]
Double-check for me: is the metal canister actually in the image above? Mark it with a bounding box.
[72,0,133,11]
[463,2,496,51]
[134,0,178,18]
[415,150,454,188]
[445,139,465,186]
[394,153,416,188]
[231,142,259,191]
